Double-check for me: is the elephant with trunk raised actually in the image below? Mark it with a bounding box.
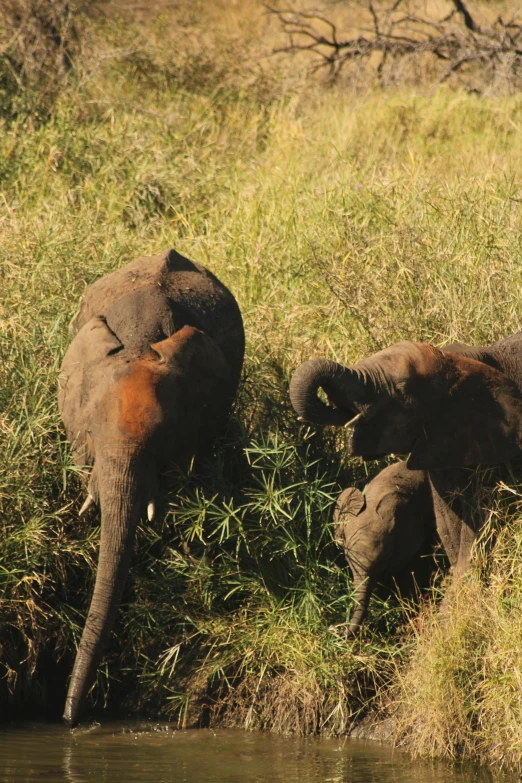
[333,461,436,632]
[59,248,244,727]
[290,335,522,590]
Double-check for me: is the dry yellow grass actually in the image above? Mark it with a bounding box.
[395,492,522,769]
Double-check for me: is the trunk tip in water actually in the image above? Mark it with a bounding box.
[63,695,80,728]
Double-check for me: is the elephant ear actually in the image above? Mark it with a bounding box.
[333,487,366,546]
[85,316,123,357]
[59,316,123,402]
[408,353,522,470]
[151,325,229,380]
[59,317,123,462]
[334,487,366,522]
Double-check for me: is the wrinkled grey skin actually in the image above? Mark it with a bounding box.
[290,334,522,588]
[59,248,244,727]
[334,462,435,632]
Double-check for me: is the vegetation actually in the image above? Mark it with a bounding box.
[2,0,522,772]
[395,483,522,770]
[271,0,522,93]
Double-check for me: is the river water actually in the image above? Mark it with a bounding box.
[0,722,509,783]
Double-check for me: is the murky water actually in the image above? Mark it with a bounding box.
[0,722,508,783]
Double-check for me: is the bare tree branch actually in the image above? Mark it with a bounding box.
[268,1,522,92]
[452,0,479,33]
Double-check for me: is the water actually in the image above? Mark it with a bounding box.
[0,722,507,783]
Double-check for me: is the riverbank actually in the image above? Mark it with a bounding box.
[2,0,522,772]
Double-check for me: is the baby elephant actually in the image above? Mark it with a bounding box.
[334,462,436,632]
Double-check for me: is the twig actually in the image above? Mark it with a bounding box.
[268,0,522,93]
[451,0,479,33]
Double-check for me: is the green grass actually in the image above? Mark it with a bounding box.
[2,0,522,770]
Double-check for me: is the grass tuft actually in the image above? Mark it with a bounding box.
[395,480,522,769]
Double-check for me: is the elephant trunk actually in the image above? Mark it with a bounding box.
[348,570,375,633]
[63,449,148,728]
[289,358,374,426]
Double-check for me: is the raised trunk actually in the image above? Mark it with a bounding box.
[289,358,370,425]
[63,450,145,727]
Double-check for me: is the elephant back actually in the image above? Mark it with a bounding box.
[74,248,245,388]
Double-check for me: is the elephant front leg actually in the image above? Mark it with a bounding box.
[428,470,463,569]
[454,506,481,579]
[429,469,482,614]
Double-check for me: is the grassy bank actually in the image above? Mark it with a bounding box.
[2,0,522,772]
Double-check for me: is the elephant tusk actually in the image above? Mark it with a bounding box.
[147,502,155,522]
[344,412,363,429]
[297,416,306,422]
[79,494,94,516]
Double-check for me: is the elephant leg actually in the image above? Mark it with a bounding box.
[454,486,483,578]
[428,470,463,569]
[429,468,483,616]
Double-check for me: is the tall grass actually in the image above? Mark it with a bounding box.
[2,0,522,769]
[394,478,522,769]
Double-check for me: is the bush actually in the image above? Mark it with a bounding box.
[0,0,88,120]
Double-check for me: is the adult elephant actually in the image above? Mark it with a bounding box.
[290,336,522,583]
[59,248,244,727]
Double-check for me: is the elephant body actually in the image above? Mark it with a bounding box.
[73,248,244,379]
[334,462,435,632]
[290,332,522,598]
[59,248,244,727]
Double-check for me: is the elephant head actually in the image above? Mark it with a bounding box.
[333,485,377,632]
[333,462,432,632]
[290,341,522,469]
[59,303,231,727]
